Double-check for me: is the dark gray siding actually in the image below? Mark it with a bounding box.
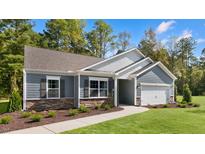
[26,73,74,99]
[137,65,173,84]
[80,75,114,98]
[61,76,74,97]
[118,79,134,105]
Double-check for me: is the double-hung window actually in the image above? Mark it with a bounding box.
[47,76,60,99]
[89,77,108,98]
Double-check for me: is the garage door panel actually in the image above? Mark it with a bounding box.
[141,86,169,106]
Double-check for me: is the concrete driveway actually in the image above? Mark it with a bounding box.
[7,106,148,134]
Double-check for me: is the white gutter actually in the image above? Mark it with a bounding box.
[77,70,115,77]
[25,69,76,75]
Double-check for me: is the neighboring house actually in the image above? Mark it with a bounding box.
[23,46,177,111]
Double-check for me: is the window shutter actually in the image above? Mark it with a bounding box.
[40,79,46,98]
[84,79,89,97]
[60,79,65,98]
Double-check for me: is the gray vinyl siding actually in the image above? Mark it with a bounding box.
[137,65,174,97]
[26,73,74,99]
[137,65,173,84]
[90,50,143,72]
[118,58,151,79]
[80,75,114,98]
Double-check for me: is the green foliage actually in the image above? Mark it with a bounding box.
[21,112,32,118]
[179,104,186,108]
[31,114,43,122]
[0,115,12,124]
[68,109,79,116]
[188,102,193,106]
[94,103,101,110]
[0,101,9,114]
[182,84,192,103]
[79,105,90,113]
[0,19,40,97]
[101,102,113,110]
[42,19,88,54]
[163,104,168,108]
[86,20,116,58]
[47,111,57,118]
[193,103,200,107]
[9,90,22,112]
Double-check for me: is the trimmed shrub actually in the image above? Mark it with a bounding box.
[180,104,186,108]
[0,116,12,124]
[79,105,90,113]
[163,104,168,108]
[182,84,192,103]
[0,101,9,114]
[152,106,157,108]
[47,111,57,118]
[9,90,22,112]
[177,103,181,107]
[193,103,200,107]
[68,109,79,116]
[181,101,187,104]
[103,104,111,110]
[101,102,113,110]
[31,114,43,122]
[94,103,101,110]
[21,112,32,118]
[188,102,193,106]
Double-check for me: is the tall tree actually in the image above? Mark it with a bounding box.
[166,36,178,73]
[138,28,157,58]
[176,37,196,94]
[0,19,39,97]
[41,19,88,54]
[176,37,196,69]
[116,31,131,54]
[138,28,169,67]
[86,20,115,58]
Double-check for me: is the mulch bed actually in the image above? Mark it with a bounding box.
[145,103,198,109]
[0,107,123,133]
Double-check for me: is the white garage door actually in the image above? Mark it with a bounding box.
[141,86,169,106]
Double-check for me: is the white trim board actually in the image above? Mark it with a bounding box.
[140,82,172,87]
[115,57,152,75]
[80,48,145,71]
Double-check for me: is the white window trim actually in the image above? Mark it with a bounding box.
[88,77,109,98]
[46,76,60,99]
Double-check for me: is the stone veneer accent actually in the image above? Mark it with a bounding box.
[80,98,113,108]
[26,98,74,111]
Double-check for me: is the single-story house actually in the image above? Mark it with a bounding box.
[23,46,177,111]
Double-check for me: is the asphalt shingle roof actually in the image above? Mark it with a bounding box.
[24,46,102,72]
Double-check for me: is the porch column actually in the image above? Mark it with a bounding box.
[77,74,80,108]
[74,74,80,108]
[114,78,118,107]
[23,69,26,110]
[133,78,137,106]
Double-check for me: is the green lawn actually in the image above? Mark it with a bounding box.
[63,96,205,134]
[0,100,9,114]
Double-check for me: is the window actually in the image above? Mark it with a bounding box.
[100,81,108,97]
[89,77,108,98]
[47,76,60,99]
